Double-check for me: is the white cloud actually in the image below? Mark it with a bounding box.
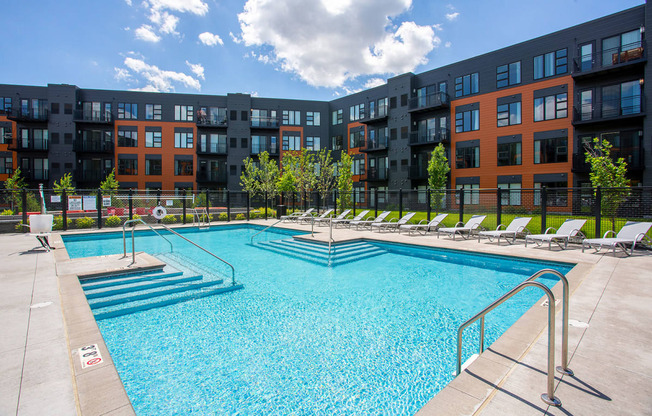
[198,32,224,46]
[186,60,205,79]
[150,10,179,35]
[445,41,452,48]
[135,25,161,42]
[229,31,242,44]
[237,0,439,88]
[432,23,442,31]
[124,0,132,5]
[116,56,202,92]
[445,12,459,21]
[147,0,209,16]
[364,77,386,89]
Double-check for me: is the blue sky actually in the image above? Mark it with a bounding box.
[0,0,644,101]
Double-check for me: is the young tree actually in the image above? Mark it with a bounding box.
[4,168,27,211]
[53,172,76,195]
[283,149,315,204]
[585,137,630,231]
[314,149,336,209]
[427,143,450,212]
[256,151,279,200]
[277,170,297,205]
[100,169,120,195]
[240,156,259,196]
[337,152,353,209]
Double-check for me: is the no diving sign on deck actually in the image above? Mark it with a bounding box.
[78,344,104,369]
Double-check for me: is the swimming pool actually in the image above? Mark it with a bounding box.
[63,225,573,415]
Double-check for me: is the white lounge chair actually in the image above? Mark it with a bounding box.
[371,212,416,232]
[299,208,333,224]
[582,221,652,256]
[333,210,370,228]
[28,214,54,251]
[351,211,391,230]
[399,213,448,235]
[478,217,532,245]
[314,209,351,226]
[437,215,487,240]
[525,219,586,250]
[280,208,314,223]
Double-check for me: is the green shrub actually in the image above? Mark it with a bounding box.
[132,214,141,221]
[218,212,228,221]
[75,217,95,229]
[1,209,14,215]
[162,214,177,224]
[235,213,246,220]
[15,221,27,231]
[104,215,122,227]
[183,214,194,223]
[53,216,73,230]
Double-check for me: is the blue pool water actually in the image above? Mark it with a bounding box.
[63,225,573,415]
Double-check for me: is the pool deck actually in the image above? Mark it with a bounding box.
[1,219,651,415]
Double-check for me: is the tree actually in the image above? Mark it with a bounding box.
[100,169,120,194]
[277,170,296,205]
[337,153,353,209]
[314,149,336,209]
[282,149,315,204]
[584,137,630,231]
[427,143,450,212]
[240,157,259,196]
[256,151,280,200]
[4,168,27,211]
[53,172,75,195]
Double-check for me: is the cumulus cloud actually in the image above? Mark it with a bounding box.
[364,77,386,89]
[115,56,202,92]
[199,32,224,46]
[445,41,452,48]
[237,0,439,88]
[147,0,209,16]
[186,60,205,79]
[135,25,161,42]
[131,0,209,42]
[445,12,459,21]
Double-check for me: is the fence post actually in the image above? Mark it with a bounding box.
[375,190,379,217]
[157,189,162,207]
[541,186,548,232]
[292,192,296,213]
[128,188,133,221]
[265,191,268,219]
[62,189,68,231]
[21,189,27,232]
[595,186,602,237]
[97,188,102,229]
[205,189,210,220]
[459,187,465,224]
[246,191,250,221]
[316,192,321,214]
[353,189,357,217]
[496,187,502,227]
[426,188,431,221]
[226,190,231,222]
[399,188,403,218]
[182,190,187,224]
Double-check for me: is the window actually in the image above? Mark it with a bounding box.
[498,183,521,206]
[33,158,48,180]
[534,181,568,206]
[50,103,59,114]
[117,129,138,147]
[1,97,11,113]
[174,105,194,121]
[534,48,567,79]
[30,129,49,150]
[251,136,266,154]
[602,80,642,117]
[534,93,567,121]
[602,29,642,67]
[455,109,480,133]
[306,112,320,126]
[415,117,447,144]
[282,110,300,125]
[332,109,343,125]
[118,158,137,175]
[118,103,138,119]
[455,142,480,169]
[282,133,301,150]
[455,73,479,97]
[456,184,480,205]
[174,159,193,176]
[146,104,162,120]
[0,155,12,174]
[145,159,162,175]
[349,130,365,148]
[0,126,10,144]
[200,134,227,154]
[145,131,162,148]
[175,131,194,148]
[251,109,277,127]
[497,142,521,166]
[497,102,521,126]
[331,135,343,151]
[305,136,320,151]
[534,137,567,164]
[352,158,365,175]
[369,97,388,118]
[497,62,521,88]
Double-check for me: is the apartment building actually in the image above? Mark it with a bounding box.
[1,4,650,198]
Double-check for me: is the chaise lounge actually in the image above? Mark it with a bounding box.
[371,212,416,232]
[478,217,532,245]
[525,219,586,250]
[399,213,449,235]
[351,211,391,230]
[582,221,652,256]
[333,210,370,228]
[437,215,487,240]
[314,209,351,226]
[280,208,315,223]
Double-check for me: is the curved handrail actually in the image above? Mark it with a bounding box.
[158,224,236,286]
[123,219,174,264]
[250,219,282,244]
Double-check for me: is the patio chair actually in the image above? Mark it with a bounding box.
[478,217,532,245]
[280,208,314,223]
[351,211,391,230]
[437,215,487,240]
[525,219,587,250]
[398,213,448,235]
[314,209,351,226]
[582,221,652,256]
[371,212,416,232]
[28,214,54,251]
[333,210,370,228]
[299,208,333,224]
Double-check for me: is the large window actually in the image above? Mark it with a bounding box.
[602,29,642,67]
[1,97,11,113]
[602,80,641,117]
[455,73,479,97]
[306,111,320,126]
[32,158,48,180]
[145,159,162,175]
[498,183,521,206]
[534,48,567,79]
[282,133,301,151]
[174,105,194,121]
[331,135,343,151]
[534,93,567,121]
[174,159,193,176]
[352,158,365,175]
[455,109,479,133]
[369,97,388,118]
[349,104,365,121]
[497,102,521,127]
[305,136,320,151]
[251,109,277,127]
[332,109,343,125]
[174,131,193,148]
[497,142,521,166]
[118,103,138,120]
[0,155,12,174]
[497,62,521,88]
[456,184,480,205]
[145,131,162,148]
[145,104,162,120]
[282,110,300,126]
[118,158,137,175]
[455,142,480,169]
[534,137,567,164]
[200,134,227,154]
[117,129,138,147]
[349,130,365,148]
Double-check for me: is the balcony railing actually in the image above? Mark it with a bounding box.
[196,170,228,183]
[408,92,450,112]
[73,110,114,123]
[6,108,49,122]
[74,169,107,183]
[360,107,389,124]
[366,167,389,181]
[197,143,228,155]
[573,97,644,124]
[251,143,279,155]
[197,116,228,128]
[362,136,388,152]
[250,117,280,129]
[73,139,115,153]
[22,169,49,182]
[573,150,644,173]
[573,41,646,75]
[9,139,49,151]
[408,165,428,180]
[409,128,449,146]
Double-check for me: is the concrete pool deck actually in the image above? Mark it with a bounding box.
[1,219,651,415]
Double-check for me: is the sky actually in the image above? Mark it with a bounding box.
[0,0,645,101]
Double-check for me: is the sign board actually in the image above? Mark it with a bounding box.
[165,199,173,206]
[68,196,82,211]
[78,344,103,369]
[102,196,112,207]
[82,196,97,210]
[50,195,61,203]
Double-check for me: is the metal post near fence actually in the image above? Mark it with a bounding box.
[375,190,379,217]
[265,191,268,219]
[97,188,102,229]
[459,187,465,224]
[246,191,250,221]
[317,192,321,214]
[426,188,431,221]
[21,189,27,232]
[226,190,231,222]
[62,189,68,231]
[128,188,133,221]
[595,186,602,237]
[399,188,403,219]
[496,187,502,227]
[353,189,357,217]
[205,189,210,220]
[541,187,547,232]
[182,190,187,224]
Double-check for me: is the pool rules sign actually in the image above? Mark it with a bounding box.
[78,344,104,369]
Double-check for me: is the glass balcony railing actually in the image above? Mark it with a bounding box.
[573,97,644,123]
[574,40,646,74]
[74,110,114,123]
[408,92,450,112]
[409,128,449,145]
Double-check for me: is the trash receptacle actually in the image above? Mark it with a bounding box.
[276,205,287,219]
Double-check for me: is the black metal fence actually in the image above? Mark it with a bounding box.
[1,186,651,239]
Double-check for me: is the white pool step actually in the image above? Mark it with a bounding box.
[256,238,386,266]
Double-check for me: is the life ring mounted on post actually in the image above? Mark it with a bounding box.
[152,205,167,220]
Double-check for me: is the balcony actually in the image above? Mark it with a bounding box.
[409,128,449,146]
[572,150,644,174]
[365,167,389,181]
[573,41,646,79]
[73,110,114,124]
[22,169,49,182]
[196,170,228,184]
[359,108,389,124]
[251,143,279,156]
[250,117,280,129]
[73,139,115,154]
[74,169,107,184]
[408,92,450,113]
[408,165,428,180]
[6,108,49,123]
[9,138,48,152]
[572,97,644,125]
[361,136,388,152]
[197,143,228,156]
[197,116,228,128]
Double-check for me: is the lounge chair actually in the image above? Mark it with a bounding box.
[333,210,370,228]
[399,213,448,235]
[299,208,333,224]
[314,209,351,226]
[280,208,314,223]
[371,212,416,232]
[525,219,586,250]
[28,214,54,251]
[582,221,652,256]
[351,211,391,230]
[437,215,487,240]
[478,217,532,245]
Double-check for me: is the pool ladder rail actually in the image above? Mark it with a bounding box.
[192,208,211,229]
[456,269,573,407]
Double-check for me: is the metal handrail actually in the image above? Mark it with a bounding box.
[158,224,236,286]
[456,281,562,407]
[192,207,210,229]
[250,219,282,244]
[328,214,335,263]
[122,219,174,265]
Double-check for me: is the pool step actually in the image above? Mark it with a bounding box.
[256,239,386,266]
[83,271,192,297]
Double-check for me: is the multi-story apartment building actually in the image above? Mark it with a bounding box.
[1,4,650,198]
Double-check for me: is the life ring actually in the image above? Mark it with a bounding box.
[152,205,167,220]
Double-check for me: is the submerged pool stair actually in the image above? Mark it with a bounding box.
[255,238,386,266]
[81,261,243,320]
